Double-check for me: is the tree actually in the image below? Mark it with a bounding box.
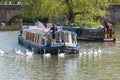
[20,0,112,22]
[110,0,120,4]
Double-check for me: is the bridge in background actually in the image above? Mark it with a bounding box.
[0,4,21,24]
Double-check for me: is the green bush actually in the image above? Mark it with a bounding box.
[70,22,101,28]
[56,21,101,28]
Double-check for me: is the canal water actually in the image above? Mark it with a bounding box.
[0,26,120,80]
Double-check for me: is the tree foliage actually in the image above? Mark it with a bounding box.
[111,0,120,4]
[1,0,119,22]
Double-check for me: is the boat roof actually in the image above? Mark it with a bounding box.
[23,26,76,35]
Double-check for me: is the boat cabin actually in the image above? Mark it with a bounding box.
[22,26,78,48]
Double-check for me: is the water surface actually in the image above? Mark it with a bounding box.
[0,28,120,80]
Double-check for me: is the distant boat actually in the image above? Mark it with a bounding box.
[62,25,116,42]
[18,26,80,55]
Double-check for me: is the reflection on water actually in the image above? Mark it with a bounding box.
[0,30,120,80]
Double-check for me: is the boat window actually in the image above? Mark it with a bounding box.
[64,32,69,43]
[41,37,45,45]
[68,32,72,43]
[71,34,77,44]
[72,34,75,41]
[31,33,34,42]
[36,34,39,43]
[30,33,33,41]
[56,33,59,43]
[26,32,30,40]
[23,30,26,39]
[47,34,52,44]
[34,34,36,42]
[38,35,41,44]
[61,32,65,42]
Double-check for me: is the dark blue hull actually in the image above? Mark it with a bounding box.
[18,36,79,55]
[62,26,116,42]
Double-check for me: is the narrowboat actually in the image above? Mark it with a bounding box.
[62,25,116,42]
[18,26,80,55]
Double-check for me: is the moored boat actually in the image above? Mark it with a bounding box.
[18,26,80,55]
[62,25,116,42]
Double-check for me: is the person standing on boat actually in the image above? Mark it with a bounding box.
[19,19,23,36]
[104,22,112,38]
[34,19,44,27]
[105,22,111,33]
[45,24,58,43]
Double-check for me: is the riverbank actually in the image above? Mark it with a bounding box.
[0,23,20,31]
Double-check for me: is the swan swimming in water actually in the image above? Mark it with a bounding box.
[13,48,24,55]
[79,49,82,55]
[58,50,65,57]
[43,49,51,57]
[98,48,102,53]
[13,48,18,53]
[83,49,87,55]
[25,49,33,56]
[93,49,98,57]
[0,49,4,55]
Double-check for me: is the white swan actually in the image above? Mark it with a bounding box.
[25,49,33,56]
[88,50,91,55]
[90,48,93,54]
[16,49,23,55]
[43,49,51,57]
[98,48,102,53]
[0,49,4,55]
[94,49,98,57]
[83,49,87,55]
[79,49,82,55]
[13,48,24,55]
[58,50,65,57]
[13,48,17,53]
